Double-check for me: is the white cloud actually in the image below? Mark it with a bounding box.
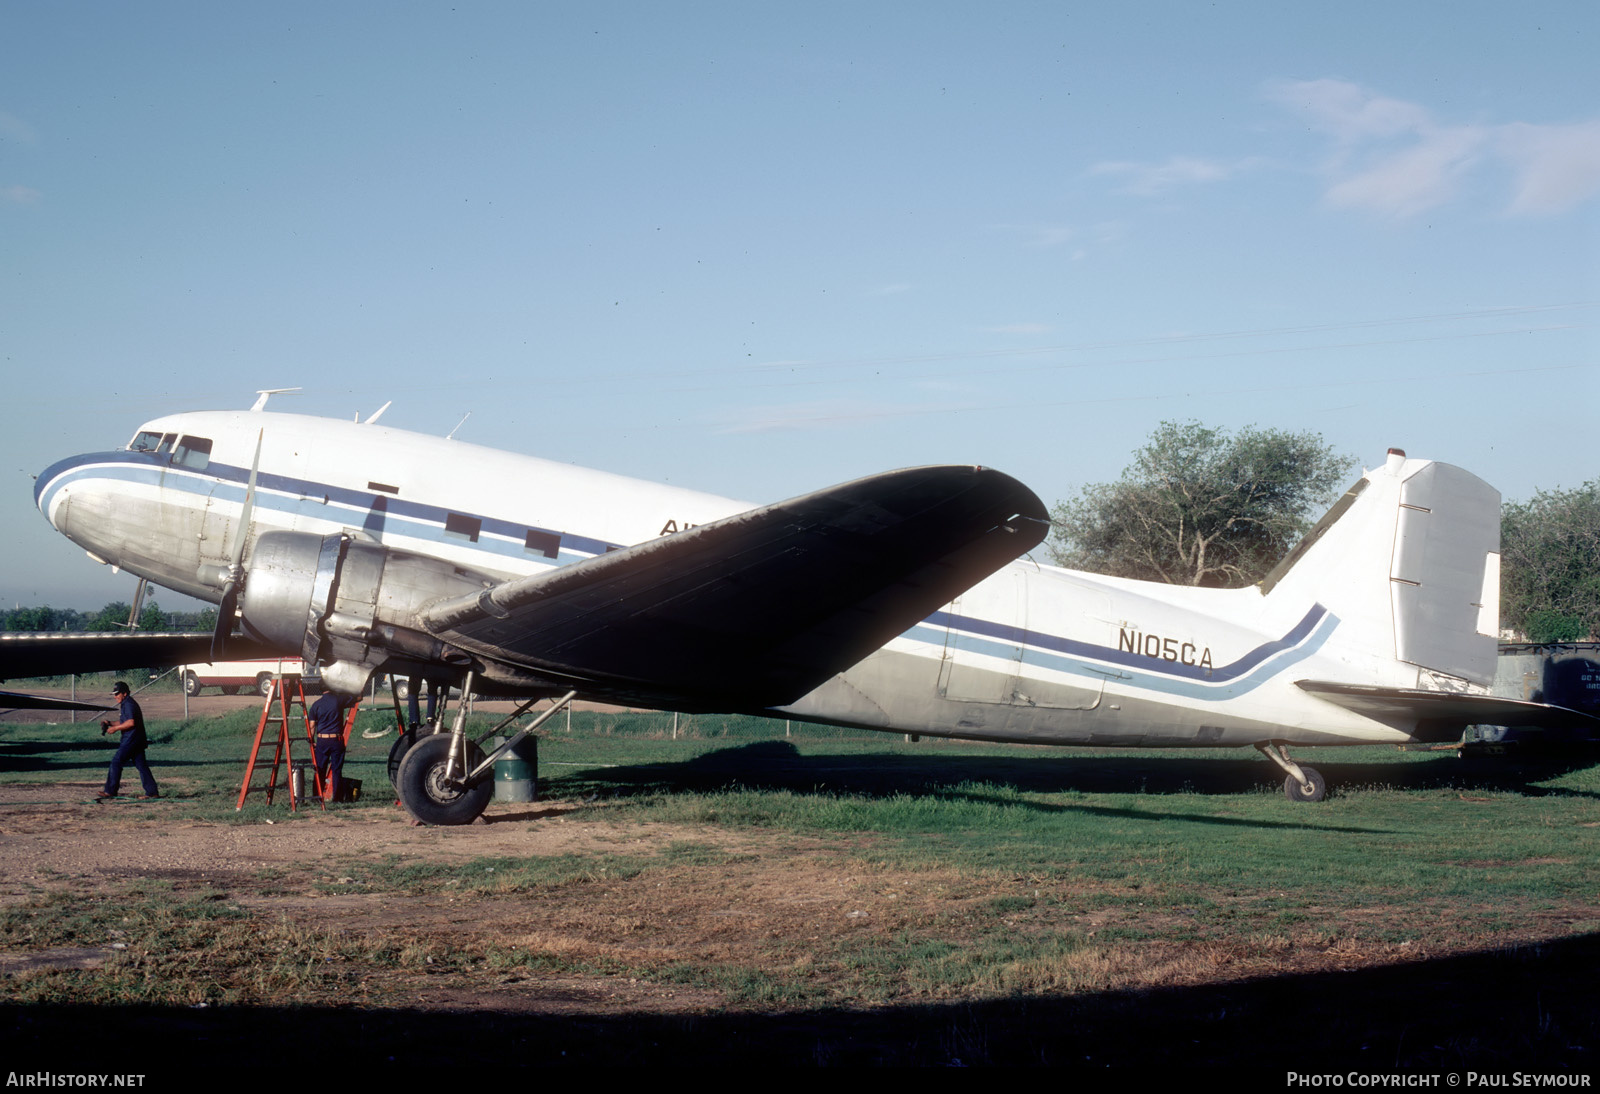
[1090,155,1242,196]
[2,184,40,205]
[712,398,959,434]
[1498,120,1600,215]
[1266,78,1430,145]
[1020,224,1078,248]
[0,110,35,143]
[1270,79,1600,218]
[1323,125,1488,218]
[993,221,1122,256]
[979,323,1052,335]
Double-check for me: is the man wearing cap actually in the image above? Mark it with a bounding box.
[309,689,352,802]
[97,681,159,802]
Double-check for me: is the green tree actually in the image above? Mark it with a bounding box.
[1500,481,1600,641]
[1049,421,1354,587]
[137,600,168,631]
[86,602,132,632]
[3,606,63,631]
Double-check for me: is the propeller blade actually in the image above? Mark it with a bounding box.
[210,582,239,662]
[212,428,264,661]
[227,428,264,571]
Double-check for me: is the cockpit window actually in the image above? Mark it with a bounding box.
[172,436,213,471]
[129,431,178,455]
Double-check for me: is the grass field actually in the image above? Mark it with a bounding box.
[2,709,1598,1070]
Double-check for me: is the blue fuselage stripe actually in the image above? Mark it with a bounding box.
[36,451,619,563]
[915,613,1338,702]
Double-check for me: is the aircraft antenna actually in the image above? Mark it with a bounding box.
[251,387,302,411]
[446,412,471,440]
[365,401,392,424]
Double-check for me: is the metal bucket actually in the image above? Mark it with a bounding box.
[290,758,312,801]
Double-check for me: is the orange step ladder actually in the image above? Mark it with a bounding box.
[236,674,322,812]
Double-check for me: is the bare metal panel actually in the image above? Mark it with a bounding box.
[1389,463,1500,685]
[938,572,1025,703]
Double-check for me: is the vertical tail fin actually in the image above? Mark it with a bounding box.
[1260,450,1501,686]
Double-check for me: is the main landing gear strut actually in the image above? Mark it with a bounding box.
[392,672,578,825]
[1255,741,1327,803]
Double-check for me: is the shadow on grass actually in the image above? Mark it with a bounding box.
[545,738,1600,802]
[7,931,1595,1069]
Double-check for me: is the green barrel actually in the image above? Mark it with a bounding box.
[491,735,538,803]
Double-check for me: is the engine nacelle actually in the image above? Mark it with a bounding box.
[239,531,500,683]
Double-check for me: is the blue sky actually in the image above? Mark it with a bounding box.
[3,1,1597,610]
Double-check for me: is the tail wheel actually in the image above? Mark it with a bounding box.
[395,734,492,826]
[1284,766,1327,802]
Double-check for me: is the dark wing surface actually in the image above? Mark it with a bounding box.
[0,690,113,713]
[0,632,289,682]
[423,466,1048,709]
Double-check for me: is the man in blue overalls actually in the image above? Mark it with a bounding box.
[97,681,158,802]
[309,689,352,802]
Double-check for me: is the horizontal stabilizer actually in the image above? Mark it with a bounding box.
[424,465,1049,709]
[1296,680,1600,733]
[0,632,291,682]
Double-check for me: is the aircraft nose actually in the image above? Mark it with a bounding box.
[34,453,82,527]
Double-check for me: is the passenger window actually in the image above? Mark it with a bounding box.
[524,530,561,559]
[172,436,213,470]
[444,514,481,543]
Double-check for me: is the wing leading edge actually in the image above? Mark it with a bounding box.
[423,465,1049,709]
[0,632,290,682]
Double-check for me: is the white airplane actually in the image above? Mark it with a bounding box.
[16,396,1584,823]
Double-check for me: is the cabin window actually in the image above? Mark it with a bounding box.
[172,436,212,471]
[444,513,481,543]
[524,530,561,559]
[368,481,400,495]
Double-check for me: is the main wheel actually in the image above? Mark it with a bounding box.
[256,673,275,697]
[183,672,202,697]
[395,734,492,826]
[1284,766,1327,802]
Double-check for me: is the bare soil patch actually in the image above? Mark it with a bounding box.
[3,781,1598,1068]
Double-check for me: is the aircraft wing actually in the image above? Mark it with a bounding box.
[0,632,290,682]
[1296,680,1600,733]
[0,690,113,713]
[422,465,1049,709]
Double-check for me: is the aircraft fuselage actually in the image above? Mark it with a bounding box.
[36,409,1498,753]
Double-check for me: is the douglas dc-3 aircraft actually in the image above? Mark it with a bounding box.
[13,395,1584,823]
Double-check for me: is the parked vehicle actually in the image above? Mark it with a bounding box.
[179,659,320,698]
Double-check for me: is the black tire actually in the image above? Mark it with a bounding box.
[183,672,202,697]
[395,734,492,826]
[1284,766,1327,803]
[256,673,275,698]
[394,678,411,702]
[220,684,240,696]
[387,725,431,789]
